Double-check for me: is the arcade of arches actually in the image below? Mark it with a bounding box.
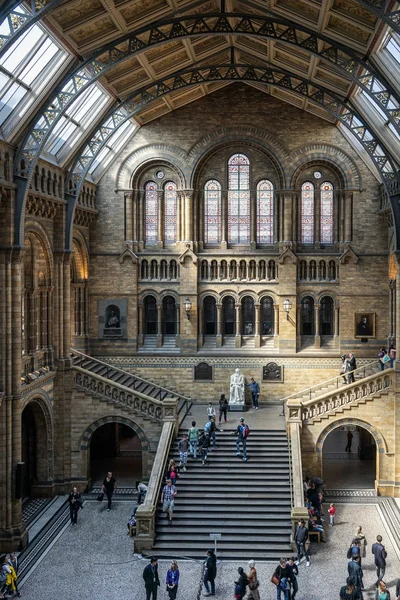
[3,0,400,552]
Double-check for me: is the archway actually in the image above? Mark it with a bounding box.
[242,296,255,335]
[144,295,157,335]
[222,296,236,336]
[261,296,274,335]
[162,295,176,335]
[300,296,314,335]
[320,296,333,336]
[90,423,142,487]
[21,401,51,497]
[204,296,216,336]
[321,425,377,490]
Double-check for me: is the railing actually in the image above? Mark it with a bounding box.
[287,369,393,424]
[71,349,193,405]
[281,359,377,406]
[135,420,176,552]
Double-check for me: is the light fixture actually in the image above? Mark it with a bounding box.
[283,298,292,320]
[183,297,192,320]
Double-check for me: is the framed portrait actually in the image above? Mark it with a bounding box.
[354,313,376,339]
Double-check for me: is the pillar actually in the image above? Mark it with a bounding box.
[176,303,180,341]
[132,191,138,247]
[63,253,71,358]
[254,303,260,348]
[138,304,144,347]
[314,304,321,349]
[216,304,222,348]
[156,303,162,347]
[157,190,164,248]
[185,190,194,242]
[344,191,353,243]
[235,302,241,348]
[198,303,203,347]
[138,190,144,249]
[125,193,133,242]
[274,303,279,348]
[334,306,340,343]
[250,190,256,249]
[284,192,292,243]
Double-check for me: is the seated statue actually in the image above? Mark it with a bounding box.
[106,310,120,328]
[229,368,245,404]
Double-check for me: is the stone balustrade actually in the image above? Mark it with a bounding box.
[297,258,338,282]
[199,256,278,282]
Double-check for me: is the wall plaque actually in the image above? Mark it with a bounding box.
[262,362,283,382]
[194,362,213,381]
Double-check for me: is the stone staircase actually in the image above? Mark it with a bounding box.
[241,335,255,348]
[145,429,293,560]
[261,336,275,350]
[202,336,217,349]
[222,336,236,349]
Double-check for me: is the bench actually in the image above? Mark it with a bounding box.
[309,530,321,543]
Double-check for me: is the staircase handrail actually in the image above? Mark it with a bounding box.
[134,420,176,552]
[287,368,393,423]
[287,428,294,509]
[280,359,377,404]
[70,349,193,404]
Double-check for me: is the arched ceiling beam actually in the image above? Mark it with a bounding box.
[61,63,397,252]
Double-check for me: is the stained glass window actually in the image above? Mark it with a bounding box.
[164,181,177,244]
[204,179,221,244]
[320,182,333,244]
[145,181,158,244]
[257,179,274,243]
[228,154,250,244]
[301,182,314,244]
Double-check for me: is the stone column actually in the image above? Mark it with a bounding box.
[274,303,279,348]
[138,304,144,347]
[198,189,204,249]
[138,190,144,250]
[125,193,133,242]
[185,189,194,242]
[395,260,400,365]
[314,304,321,349]
[284,192,293,243]
[156,302,163,348]
[296,303,301,351]
[235,302,241,348]
[254,303,260,348]
[176,304,180,343]
[221,190,228,250]
[344,191,353,243]
[132,190,138,246]
[334,306,340,343]
[198,303,203,347]
[315,188,321,247]
[63,253,71,358]
[216,304,222,348]
[250,189,256,249]
[47,287,54,366]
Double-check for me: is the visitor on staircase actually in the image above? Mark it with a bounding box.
[341,355,349,383]
[203,549,217,597]
[218,394,228,425]
[378,347,387,371]
[178,434,189,472]
[161,479,177,526]
[188,421,199,459]
[209,416,217,449]
[199,430,210,466]
[166,459,179,485]
[232,417,249,462]
[347,353,357,384]
[246,377,260,409]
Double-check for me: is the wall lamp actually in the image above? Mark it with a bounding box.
[283,298,292,321]
[183,297,192,320]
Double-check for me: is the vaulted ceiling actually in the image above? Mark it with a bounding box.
[44,0,388,125]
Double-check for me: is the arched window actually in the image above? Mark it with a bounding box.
[228,154,250,244]
[257,180,274,244]
[204,179,221,244]
[301,296,314,335]
[301,182,314,244]
[320,296,334,335]
[242,296,255,335]
[320,182,333,244]
[261,296,274,335]
[164,181,177,244]
[145,181,158,244]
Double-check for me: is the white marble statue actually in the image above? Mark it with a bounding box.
[229,368,245,404]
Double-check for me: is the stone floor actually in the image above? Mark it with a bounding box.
[323,430,376,489]
[19,500,400,600]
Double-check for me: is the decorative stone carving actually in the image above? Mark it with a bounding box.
[262,362,283,382]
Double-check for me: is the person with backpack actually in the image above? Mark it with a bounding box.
[234,567,248,600]
[198,431,210,466]
[232,417,249,461]
[272,558,292,600]
[188,420,199,459]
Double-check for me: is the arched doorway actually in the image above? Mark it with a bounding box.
[300,296,314,335]
[204,296,217,335]
[222,296,236,336]
[261,296,274,335]
[90,423,142,486]
[320,296,333,336]
[144,295,157,334]
[242,296,254,335]
[21,401,51,497]
[321,425,376,489]
[162,295,177,335]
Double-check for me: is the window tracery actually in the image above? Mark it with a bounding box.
[257,179,274,244]
[204,179,221,244]
[320,182,333,244]
[301,182,314,244]
[164,181,177,244]
[145,181,158,245]
[228,153,250,244]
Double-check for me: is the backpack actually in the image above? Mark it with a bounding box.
[240,424,250,438]
[204,421,212,433]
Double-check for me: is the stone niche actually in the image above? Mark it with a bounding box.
[98,299,127,340]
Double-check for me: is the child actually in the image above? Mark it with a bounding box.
[178,434,189,472]
[207,402,216,418]
[328,502,336,526]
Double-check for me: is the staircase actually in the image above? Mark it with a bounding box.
[222,337,236,349]
[241,335,255,348]
[261,336,275,351]
[146,429,293,560]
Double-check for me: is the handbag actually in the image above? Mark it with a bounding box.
[249,579,259,590]
[97,492,104,502]
[271,574,280,586]
[382,354,390,363]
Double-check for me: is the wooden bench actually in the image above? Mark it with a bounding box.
[309,530,321,543]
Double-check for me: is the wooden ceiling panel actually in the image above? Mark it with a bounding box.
[325,14,373,48]
[51,0,106,30]
[192,35,230,58]
[272,0,321,27]
[313,66,351,94]
[152,50,192,76]
[69,16,118,46]
[145,40,186,63]
[235,37,269,59]
[118,0,170,28]
[330,0,378,28]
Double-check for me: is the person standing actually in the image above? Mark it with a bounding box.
[102,471,117,511]
[7,554,20,598]
[166,560,180,600]
[68,486,82,525]
[218,394,229,425]
[137,482,148,505]
[246,559,260,600]
[161,479,177,525]
[294,519,310,567]
[207,403,216,419]
[328,502,336,526]
[345,430,354,452]
[339,577,361,600]
[372,535,387,585]
[203,549,217,597]
[354,526,367,558]
[389,345,396,368]
[287,557,298,599]
[178,433,189,472]
[232,417,249,462]
[143,557,160,600]
[246,377,260,409]
[347,353,357,383]
[188,421,199,459]
[273,558,292,600]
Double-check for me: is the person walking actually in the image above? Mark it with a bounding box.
[246,377,260,409]
[234,567,248,600]
[207,403,216,419]
[203,549,217,597]
[345,431,354,452]
[354,526,367,558]
[143,557,160,600]
[246,559,260,600]
[340,577,361,600]
[294,519,310,566]
[272,558,292,600]
[378,347,387,371]
[68,486,82,525]
[395,578,400,600]
[340,354,349,383]
[348,555,364,599]
[167,459,178,485]
[188,421,199,459]
[161,479,177,525]
[375,581,390,600]
[389,344,396,368]
[287,557,298,599]
[7,554,20,598]
[137,481,148,505]
[232,417,249,462]
[347,353,357,383]
[218,394,228,425]
[199,430,210,466]
[102,471,117,511]
[166,560,180,600]
[372,535,387,585]
[178,433,189,472]
[209,416,217,449]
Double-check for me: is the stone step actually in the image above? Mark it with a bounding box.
[156,525,292,535]
[156,505,290,514]
[143,548,292,560]
[173,492,291,500]
[174,469,290,476]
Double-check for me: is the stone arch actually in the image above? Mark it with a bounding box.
[289,145,361,189]
[21,392,54,480]
[79,415,150,452]
[199,290,220,304]
[24,221,54,284]
[71,231,89,281]
[220,289,239,302]
[116,145,188,189]
[238,289,258,301]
